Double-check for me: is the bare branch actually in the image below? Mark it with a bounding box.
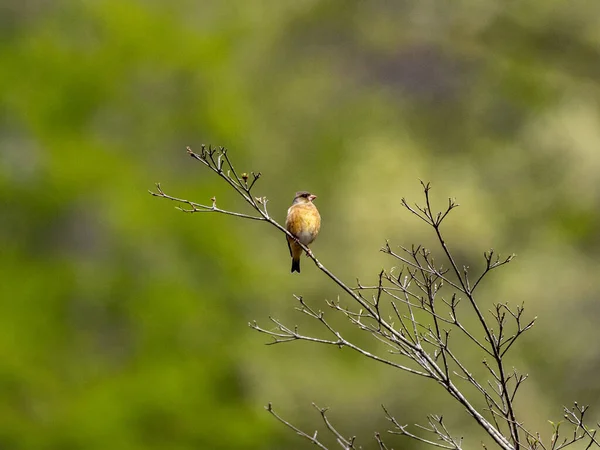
[383,405,463,449]
[314,404,358,449]
[151,147,594,450]
[265,403,329,449]
[149,183,265,220]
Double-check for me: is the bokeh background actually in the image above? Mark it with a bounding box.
[2,1,600,449]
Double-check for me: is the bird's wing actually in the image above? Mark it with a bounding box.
[285,206,297,257]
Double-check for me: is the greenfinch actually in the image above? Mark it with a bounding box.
[285,191,321,273]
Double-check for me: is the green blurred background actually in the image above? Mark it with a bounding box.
[2,1,600,449]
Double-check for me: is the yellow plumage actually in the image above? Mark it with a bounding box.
[285,191,321,273]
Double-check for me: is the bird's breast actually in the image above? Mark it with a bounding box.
[286,203,321,245]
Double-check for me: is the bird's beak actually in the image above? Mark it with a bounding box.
[309,194,317,201]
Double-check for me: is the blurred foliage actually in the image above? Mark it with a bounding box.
[1,0,600,449]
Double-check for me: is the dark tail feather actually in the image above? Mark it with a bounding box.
[291,258,300,273]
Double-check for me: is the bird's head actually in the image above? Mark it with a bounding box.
[293,191,317,204]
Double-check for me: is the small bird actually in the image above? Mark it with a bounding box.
[285,191,321,273]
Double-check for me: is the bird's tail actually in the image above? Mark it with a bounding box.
[291,257,300,273]
[289,239,303,273]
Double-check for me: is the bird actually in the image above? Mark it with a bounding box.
[285,191,321,273]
